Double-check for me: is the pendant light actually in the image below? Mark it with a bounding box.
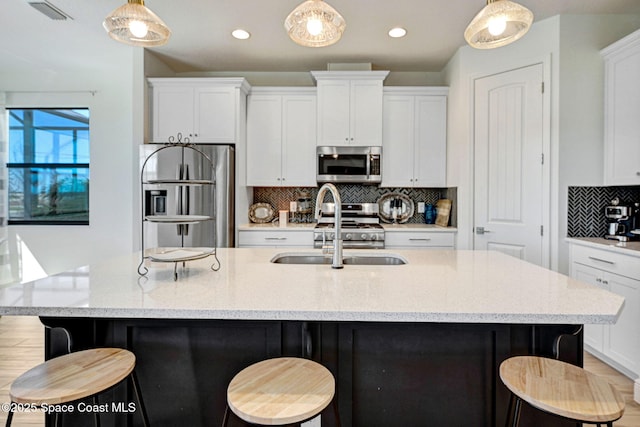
[103,0,171,47]
[464,0,533,49]
[284,0,346,47]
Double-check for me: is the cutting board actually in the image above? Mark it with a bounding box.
[435,199,452,227]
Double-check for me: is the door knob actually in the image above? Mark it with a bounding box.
[476,226,492,235]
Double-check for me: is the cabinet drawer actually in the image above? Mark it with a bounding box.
[385,232,454,248]
[571,244,640,280]
[238,230,313,247]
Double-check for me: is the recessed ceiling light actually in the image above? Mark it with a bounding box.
[388,27,407,38]
[232,29,251,40]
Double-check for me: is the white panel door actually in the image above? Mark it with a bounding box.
[317,80,350,146]
[414,95,447,187]
[473,64,544,265]
[605,272,640,374]
[382,95,414,187]
[282,95,317,186]
[246,95,282,186]
[194,87,236,142]
[152,86,194,142]
[350,80,383,146]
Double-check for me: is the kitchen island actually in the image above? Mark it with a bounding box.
[0,249,624,427]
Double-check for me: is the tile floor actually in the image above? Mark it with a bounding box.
[0,316,638,426]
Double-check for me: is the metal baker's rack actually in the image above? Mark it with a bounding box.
[137,134,220,280]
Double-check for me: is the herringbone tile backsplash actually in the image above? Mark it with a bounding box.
[568,186,640,237]
[253,185,457,225]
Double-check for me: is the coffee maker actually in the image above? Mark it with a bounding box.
[604,198,639,241]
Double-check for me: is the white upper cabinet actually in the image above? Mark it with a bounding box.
[148,78,249,143]
[381,88,448,188]
[602,29,640,186]
[246,88,317,187]
[312,71,389,146]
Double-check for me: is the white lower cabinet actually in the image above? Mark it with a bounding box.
[569,243,640,377]
[238,229,313,248]
[384,230,455,249]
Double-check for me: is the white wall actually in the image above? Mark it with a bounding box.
[443,15,640,273]
[0,48,140,279]
[556,15,640,273]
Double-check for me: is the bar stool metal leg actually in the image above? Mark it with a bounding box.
[4,409,13,427]
[131,371,150,427]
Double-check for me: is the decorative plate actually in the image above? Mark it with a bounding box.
[146,215,211,223]
[377,193,414,223]
[148,248,214,262]
[249,203,276,223]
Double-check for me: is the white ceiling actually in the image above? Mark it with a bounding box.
[2,0,640,75]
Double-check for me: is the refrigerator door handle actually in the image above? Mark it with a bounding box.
[183,164,190,236]
[176,163,184,236]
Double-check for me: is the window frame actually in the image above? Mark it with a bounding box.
[6,107,90,226]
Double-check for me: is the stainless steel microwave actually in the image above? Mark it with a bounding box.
[316,146,382,184]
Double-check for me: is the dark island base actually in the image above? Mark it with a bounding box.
[40,318,583,427]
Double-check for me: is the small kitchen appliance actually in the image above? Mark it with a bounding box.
[316,146,382,184]
[314,203,384,249]
[604,198,639,242]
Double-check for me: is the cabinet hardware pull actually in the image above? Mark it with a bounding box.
[265,237,287,241]
[409,238,431,241]
[636,171,640,176]
[602,280,609,285]
[596,278,602,283]
[588,256,615,265]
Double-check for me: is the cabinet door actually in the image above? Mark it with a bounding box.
[414,95,447,187]
[350,80,383,146]
[194,86,236,142]
[282,95,317,186]
[571,262,607,352]
[151,86,194,142]
[605,272,640,374]
[317,80,351,146]
[247,95,283,186]
[604,38,640,185]
[381,95,415,187]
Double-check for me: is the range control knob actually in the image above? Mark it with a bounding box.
[329,233,335,239]
[370,234,378,241]
[361,233,369,240]
[345,233,352,240]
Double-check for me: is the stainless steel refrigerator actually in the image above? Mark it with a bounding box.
[140,143,235,248]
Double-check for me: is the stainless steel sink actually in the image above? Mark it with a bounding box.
[270,252,407,265]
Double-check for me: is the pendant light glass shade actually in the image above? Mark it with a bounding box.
[103,0,171,47]
[464,0,533,49]
[284,0,346,47]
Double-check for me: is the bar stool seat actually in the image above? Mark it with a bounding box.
[500,356,625,426]
[224,357,338,426]
[7,348,149,426]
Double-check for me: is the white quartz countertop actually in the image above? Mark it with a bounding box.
[239,223,457,232]
[566,237,640,257]
[0,249,623,324]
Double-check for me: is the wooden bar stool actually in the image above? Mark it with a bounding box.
[6,348,150,427]
[500,356,625,427]
[222,357,340,426]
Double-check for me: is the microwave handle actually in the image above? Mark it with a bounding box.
[366,150,371,178]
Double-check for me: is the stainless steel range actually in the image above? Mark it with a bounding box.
[314,203,384,249]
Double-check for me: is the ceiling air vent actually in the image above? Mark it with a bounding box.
[28,1,72,20]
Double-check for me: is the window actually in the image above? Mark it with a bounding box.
[7,108,89,225]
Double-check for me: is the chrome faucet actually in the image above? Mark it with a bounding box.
[315,183,343,269]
